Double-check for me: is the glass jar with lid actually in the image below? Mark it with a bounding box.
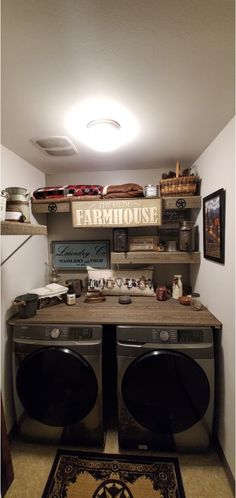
[191,292,202,310]
[179,221,195,252]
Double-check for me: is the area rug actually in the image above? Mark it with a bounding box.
[41,450,186,498]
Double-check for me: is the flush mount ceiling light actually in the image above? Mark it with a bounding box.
[65,98,139,152]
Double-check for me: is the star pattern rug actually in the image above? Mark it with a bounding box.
[41,450,186,498]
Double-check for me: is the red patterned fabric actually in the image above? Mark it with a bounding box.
[33,185,103,199]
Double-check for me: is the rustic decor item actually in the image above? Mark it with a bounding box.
[72,198,162,227]
[203,188,225,264]
[129,235,159,251]
[52,240,110,269]
[87,268,155,296]
[41,450,186,498]
[160,161,199,197]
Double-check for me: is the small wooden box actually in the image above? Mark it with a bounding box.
[128,236,159,251]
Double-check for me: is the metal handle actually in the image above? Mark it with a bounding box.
[12,300,26,307]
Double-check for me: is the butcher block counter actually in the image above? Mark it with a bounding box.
[9,295,221,328]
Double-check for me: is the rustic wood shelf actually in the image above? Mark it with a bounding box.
[1,221,47,235]
[8,295,221,328]
[111,251,201,264]
[31,196,201,214]
[31,196,100,214]
[162,196,201,209]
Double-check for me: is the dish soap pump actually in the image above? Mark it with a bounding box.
[172,274,183,300]
[67,283,76,305]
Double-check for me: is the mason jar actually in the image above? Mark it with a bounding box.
[179,221,195,251]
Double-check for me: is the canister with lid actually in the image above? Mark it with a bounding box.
[113,228,128,252]
[179,221,195,251]
[5,187,30,223]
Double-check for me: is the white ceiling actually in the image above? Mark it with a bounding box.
[1,0,235,175]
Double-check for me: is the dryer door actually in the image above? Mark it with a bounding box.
[16,347,98,427]
[122,350,210,433]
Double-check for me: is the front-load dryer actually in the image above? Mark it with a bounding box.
[117,325,214,452]
[13,324,104,446]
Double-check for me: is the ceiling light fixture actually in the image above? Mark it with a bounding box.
[86,119,121,152]
[65,98,139,152]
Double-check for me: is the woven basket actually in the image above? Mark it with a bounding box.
[160,161,199,197]
[160,175,198,197]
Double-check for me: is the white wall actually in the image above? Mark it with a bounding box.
[190,117,235,476]
[1,146,48,430]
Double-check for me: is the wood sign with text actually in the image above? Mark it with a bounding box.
[52,240,109,269]
[72,198,162,228]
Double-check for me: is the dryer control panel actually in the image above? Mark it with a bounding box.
[116,325,213,345]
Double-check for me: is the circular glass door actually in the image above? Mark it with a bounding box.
[16,347,98,427]
[122,350,210,433]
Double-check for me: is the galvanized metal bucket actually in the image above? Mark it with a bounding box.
[13,293,38,318]
[5,187,30,222]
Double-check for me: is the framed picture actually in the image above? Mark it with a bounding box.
[51,240,110,269]
[203,189,225,263]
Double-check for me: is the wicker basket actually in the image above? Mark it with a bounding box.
[160,175,198,197]
[160,161,199,197]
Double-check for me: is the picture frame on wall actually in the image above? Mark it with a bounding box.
[203,188,225,264]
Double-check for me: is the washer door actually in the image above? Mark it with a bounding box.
[16,347,98,427]
[122,350,210,433]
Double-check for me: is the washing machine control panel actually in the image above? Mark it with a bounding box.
[152,329,178,343]
[159,330,170,342]
[50,328,61,339]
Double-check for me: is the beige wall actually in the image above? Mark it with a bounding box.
[191,117,235,476]
[1,146,48,430]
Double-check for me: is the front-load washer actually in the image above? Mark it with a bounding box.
[13,324,104,446]
[117,325,214,452]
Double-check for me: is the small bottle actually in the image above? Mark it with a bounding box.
[67,284,76,305]
[172,275,183,299]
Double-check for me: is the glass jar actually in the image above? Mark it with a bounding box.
[172,275,183,299]
[156,285,167,301]
[179,221,195,251]
[191,292,202,310]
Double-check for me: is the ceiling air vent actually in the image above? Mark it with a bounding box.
[31,136,78,156]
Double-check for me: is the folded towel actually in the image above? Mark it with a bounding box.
[29,284,68,298]
[103,183,144,198]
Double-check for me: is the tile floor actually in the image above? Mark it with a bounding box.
[5,430,234,498]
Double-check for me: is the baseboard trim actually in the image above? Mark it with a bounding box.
[213,433,235,494]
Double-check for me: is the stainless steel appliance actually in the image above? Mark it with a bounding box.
[13,324,104,446]
[117,325,214,452]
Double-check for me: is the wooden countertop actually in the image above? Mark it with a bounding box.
[9,295,222,328]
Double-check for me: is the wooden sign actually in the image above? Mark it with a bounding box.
[52,240,109,269]
[72,198,162,228]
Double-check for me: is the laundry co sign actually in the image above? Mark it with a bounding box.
[72,198,162,228]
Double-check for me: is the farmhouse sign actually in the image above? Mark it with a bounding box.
[52,240,109,269]
[72,198,162,228]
